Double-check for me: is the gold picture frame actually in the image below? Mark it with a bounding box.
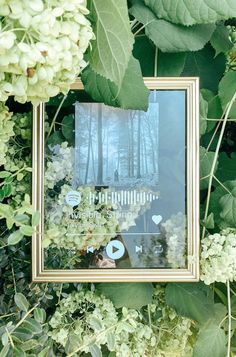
[32,77,200,282]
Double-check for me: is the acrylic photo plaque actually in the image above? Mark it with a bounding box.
[32,78,200,282]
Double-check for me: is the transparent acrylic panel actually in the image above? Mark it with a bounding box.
[43,89,187,270]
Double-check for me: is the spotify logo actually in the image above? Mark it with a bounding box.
[65,191,81,207]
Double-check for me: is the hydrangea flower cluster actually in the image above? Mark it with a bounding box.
[0,102,14,166]
[150,286,196,356]
[200,228,236,285]
[45,142,74,189]
[161,212,186,268]
[48,287,196,357]
[0,0,94,104]
[48,289,156,356]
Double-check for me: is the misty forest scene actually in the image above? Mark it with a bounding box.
[75,99,159,189]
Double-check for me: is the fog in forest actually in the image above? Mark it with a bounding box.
[75,101,159,189]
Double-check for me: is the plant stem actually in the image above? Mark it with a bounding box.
[227,280,232,357]
[202,91,236,240]
[46,95,67,141]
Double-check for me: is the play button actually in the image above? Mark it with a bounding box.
[106,240,125,260]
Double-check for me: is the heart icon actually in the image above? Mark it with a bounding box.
[152,215,162,225]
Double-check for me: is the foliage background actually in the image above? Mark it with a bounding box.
[1,0,236,356]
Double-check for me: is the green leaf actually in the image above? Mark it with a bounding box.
[82,56,149,111]
[193,322,227,357]
[219,71,236,118]
[88,316,103,331]
[211,303,227,325]
[165,283,214,324]
[65,334,80,354]
[34,308,46,324]
[182,45,226,92]
[107,332,115,351]
[22,318,42,335]
[14,293,29,312]
[3,184,12,197]
[97,283,153,309]
[12,327,33,341]
[210,24,233,56]
[0,171,11,178]
[13,347,26,357]
[209,180,236,229]
[8,230,24,246]
[47,131,64,146]
[20,225,34,236]
[0,344,10,357]
[219,186,236,226]
[14,214,30,225]
[130,0,215,52]
[89,0,134,86]
[202,213,214,229]
[89,344,102,357]
[133,35,186,76]
[144,0,236,26]
[21,339,40,352]
[216,152,236,183]
[157,51,186,76]
[61,115,75,144]
[17,173,24,182]
[32,211,40,227]
[200,147,218,190]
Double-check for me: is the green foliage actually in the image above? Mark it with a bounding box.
[88,0,134,86]
[193,322,227,357]
[182,45,226,92]
[133,35,187,76]
[14,293,29,312]
[82,56,149,110]
[130,0,215,52]
[97,282,153,309]
[219,71,236,116]
[200,147,218,190]
[1,0,236,356]
[210,24,233,56]
[165,283,214,324]
[144,0,236,26]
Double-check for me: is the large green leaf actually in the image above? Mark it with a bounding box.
[200,147,218,190]
[144,0,236,26]
[182,45,226,92]
[130,1,215,52]
[82,56,149,111]
[209,180,236,229]
[219,186,236,226]
[193,322,227,357]
[133,35,186,76]
[219,71,236,117]
[88,0,134,86]
[210,24,233,56]
[97,283,153,309]
[165,283,214,324]
[61,115,75,144]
